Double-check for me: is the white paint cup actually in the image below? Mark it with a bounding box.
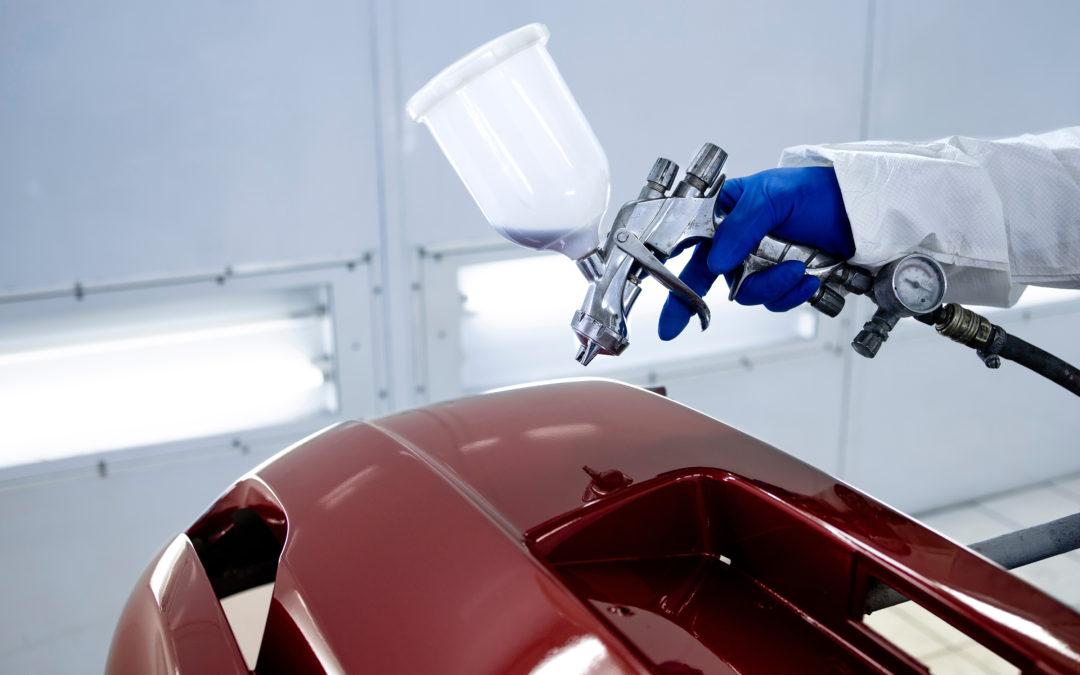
[407,23,610,260]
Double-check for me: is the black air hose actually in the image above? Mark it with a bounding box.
[918,303,1080,398]
[997,333,1080,396]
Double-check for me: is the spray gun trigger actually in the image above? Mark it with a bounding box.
[613,229,711,331]
[727,266,749,302]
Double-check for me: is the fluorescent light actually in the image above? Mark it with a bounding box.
[0,300,336,469]
[455,253,817,391]
[0,318,318,367]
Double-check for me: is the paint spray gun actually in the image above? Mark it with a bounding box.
[408,23,1080,394]
[568,143,877,365]
[405,23,927,363]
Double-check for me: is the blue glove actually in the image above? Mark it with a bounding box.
[658,166,856,341]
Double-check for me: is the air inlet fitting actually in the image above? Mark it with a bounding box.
[925,303,995,349]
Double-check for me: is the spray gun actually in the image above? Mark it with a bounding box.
[402,24,878,364]
[570,143,876,365]
[408,23,1080,397]
[570,140,1080,399]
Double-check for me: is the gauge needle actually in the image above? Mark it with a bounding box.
[904,279,923,289]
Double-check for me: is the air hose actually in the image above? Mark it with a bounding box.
[916,304,1080,398]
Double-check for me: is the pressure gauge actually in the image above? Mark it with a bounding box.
[873,254,947,316]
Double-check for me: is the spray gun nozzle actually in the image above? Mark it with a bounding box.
[571,310,629,366]
[575,342,602,366]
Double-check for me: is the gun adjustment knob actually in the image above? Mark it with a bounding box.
[646,158,678,192]
[687,143,728,188]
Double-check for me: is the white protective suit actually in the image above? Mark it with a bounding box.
[778,126,1080,307]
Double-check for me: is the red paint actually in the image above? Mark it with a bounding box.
[108,379,1080,673]
[106,535,248,675]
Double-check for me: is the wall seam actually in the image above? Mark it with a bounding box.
[858,0,878,142]
[839,0,878,478]
[367,0,412,411]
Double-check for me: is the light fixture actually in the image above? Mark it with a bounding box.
[455,253,818,392]
[0,289,337,469]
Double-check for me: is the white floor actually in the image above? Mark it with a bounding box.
[865,470,1080,673]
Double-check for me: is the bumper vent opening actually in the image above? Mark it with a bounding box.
[191,507,284,670]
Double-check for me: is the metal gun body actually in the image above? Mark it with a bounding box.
[571,166,719,365]
[571,143,873,365]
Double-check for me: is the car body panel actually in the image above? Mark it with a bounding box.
[108,379,1080,674]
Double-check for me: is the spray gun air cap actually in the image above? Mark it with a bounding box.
[407,23,610,260]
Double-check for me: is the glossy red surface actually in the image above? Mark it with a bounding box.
[108,379,1080,674]
[107,535,248,674]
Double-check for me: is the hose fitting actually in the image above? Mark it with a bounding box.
[915,303,1080,397]
[929,303,995,349]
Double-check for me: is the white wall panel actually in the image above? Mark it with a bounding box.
[0,0,381,292]
[868,0,1080,140]
[398,0,870,247]
[843,303,1080,514]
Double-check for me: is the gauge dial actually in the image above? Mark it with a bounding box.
[891,255,946,314]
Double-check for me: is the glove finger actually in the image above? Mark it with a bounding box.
[707,182,780,275]
[713,176,744,216]
[658,242,719,341]
[763,275,820,312]
[732,260,807,306]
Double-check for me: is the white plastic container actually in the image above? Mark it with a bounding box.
[406,23,610,260]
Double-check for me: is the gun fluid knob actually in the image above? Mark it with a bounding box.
[646,158,679,192]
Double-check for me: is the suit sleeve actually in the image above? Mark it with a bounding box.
[778,127,1080,306]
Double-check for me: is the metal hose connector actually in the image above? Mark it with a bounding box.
[932,303,995,349]
[916,303,1080,397]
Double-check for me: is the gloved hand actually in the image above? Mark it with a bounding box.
[658,166,856,341]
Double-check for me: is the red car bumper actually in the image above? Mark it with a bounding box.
[107,380,1080,673]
